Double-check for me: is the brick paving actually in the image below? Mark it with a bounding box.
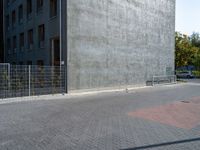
[128,97,200,129]
[0,83,200,150]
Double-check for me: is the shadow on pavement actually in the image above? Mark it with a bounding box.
[122,137,200,150]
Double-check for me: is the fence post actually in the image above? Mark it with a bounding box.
[29,65,31,97]
[175,75,177,84]
[60,66,62,94]
[64,65,67,94]
[152,76,154,86]
[7,64,11,97]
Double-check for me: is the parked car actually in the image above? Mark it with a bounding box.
[176,71,195,79]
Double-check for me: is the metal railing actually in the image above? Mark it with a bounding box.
[152,75,177,86]
[0,64,66,99]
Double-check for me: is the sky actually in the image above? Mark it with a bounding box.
[176,0,200,35]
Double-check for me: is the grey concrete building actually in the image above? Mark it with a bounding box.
[66,0,176,91]
[4,0,176,92]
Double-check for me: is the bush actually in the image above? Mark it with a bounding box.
[192,71,200,78]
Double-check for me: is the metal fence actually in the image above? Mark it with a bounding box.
[152,75,177,86]
[0,64,66,99]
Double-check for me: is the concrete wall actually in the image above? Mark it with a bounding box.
[67,0,176,91]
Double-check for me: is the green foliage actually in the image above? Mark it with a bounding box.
[175,32,200,69]
[192,71,200,77]
[190,32,200,47]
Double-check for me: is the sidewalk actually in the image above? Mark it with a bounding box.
[0,83,200,150]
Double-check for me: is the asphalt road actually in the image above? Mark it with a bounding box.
[0,81,200,150]
[182,78,200,83]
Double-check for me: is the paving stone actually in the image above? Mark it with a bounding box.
[0,83,200,149]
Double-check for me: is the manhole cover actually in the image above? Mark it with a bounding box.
[181,101,190,103]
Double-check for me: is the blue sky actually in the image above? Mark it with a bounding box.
[176,0,200,35]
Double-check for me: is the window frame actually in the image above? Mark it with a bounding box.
[18,4,23,24]
[13,36,17,53]
[50,0,57,18]
[37,0,44,12]
[12,10,16,28]
[38,24,45,48]
[19,32,25,51]
[27,0,32,19]
[28,29,34,49]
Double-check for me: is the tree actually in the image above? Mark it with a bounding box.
[190,32,200,48]
[193,52,200,70]
[175,32,198,68]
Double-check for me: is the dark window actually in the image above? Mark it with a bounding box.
[6,15,10,30]
[50,0,57,18]
[13,36,17,53]
[38,24,45,48]
[19,62,24,65]
[27,0,32,18]
[37,0,43,12]
[37,60,44,66]
[18,5,23,23]
[12,10,16,27]
[28,29,33,49]
[27,61,32,65]
[51,38,60,66]
[19,33,24,51]
[7,38,11,55]
[7,0,10,6]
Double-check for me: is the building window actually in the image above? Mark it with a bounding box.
[13,36,17,53]
[18,5,23,24]
[37,60,44,66]
[50,0,57,18]
[38,24,45,48]
[7,38,11,55]
[12,62,16,65]
[28,29,33,49]
[51,38,60,66]
[19,33,24,51]
[27,0,32,19]
[27,61,32,65]
[7,0,10,7]
[19,62,24,65]
[12,10,16,28]
[6,15,10,31]
[37,0,43,12]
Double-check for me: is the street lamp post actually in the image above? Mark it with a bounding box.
[59,0,63,93]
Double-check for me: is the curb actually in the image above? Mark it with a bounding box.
[0,83,185,105]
